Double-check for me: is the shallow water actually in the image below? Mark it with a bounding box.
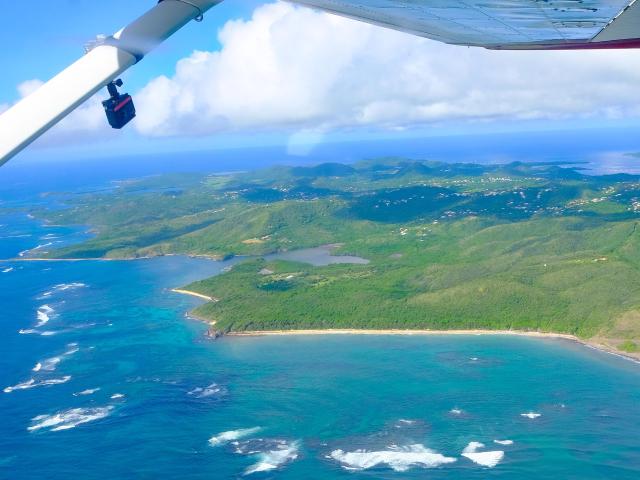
[2,152,640,478]
[1,240,640,478]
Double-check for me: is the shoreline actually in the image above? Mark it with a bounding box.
[167,290,640,364]
[1,253,225,263]
[1,257,128,262]
[227,328,640,363]
[170,288,217,302]
[228,328,577,339]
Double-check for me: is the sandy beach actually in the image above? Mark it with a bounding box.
[168,292,640,364]
[226,329,640,363]
[227,328,576,339]
[171,288,217,302]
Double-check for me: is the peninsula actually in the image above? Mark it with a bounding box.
[30,159,640,357]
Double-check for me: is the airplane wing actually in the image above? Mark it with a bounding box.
[0,0,222,167]
[1,0,639,167]
[289,0,640,50]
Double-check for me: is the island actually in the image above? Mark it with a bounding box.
[29,158,640,358]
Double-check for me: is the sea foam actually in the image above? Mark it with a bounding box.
[64,343,79,355]
[521,412,541,419]
[243,440,299,475]
[28,406,113,432]
[3,379,35,393]
[397,419,416,425]
[330,444,456,472]
[4,376,71,393]
[209,427,262,447]
[34,346,74,373]
[35,305,55,327]
[18,329,57,336]
[41,356,62,371]
[461,442,504,468]
[494,439,514,445]
[53,283,87,292]
[74,388,100,396]
[39,283,87,299]
[188,383,226,399]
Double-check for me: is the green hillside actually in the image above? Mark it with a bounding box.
[35,159,640,352]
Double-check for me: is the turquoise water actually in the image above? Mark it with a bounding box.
[1,220,640,478]
[2,155,640,479]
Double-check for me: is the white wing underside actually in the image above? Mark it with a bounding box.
[291,0,640,49]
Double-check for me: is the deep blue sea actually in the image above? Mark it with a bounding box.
[2,134,640,478]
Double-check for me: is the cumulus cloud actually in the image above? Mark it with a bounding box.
[17,79,46,98]
[5,0,640,145]
[133,1,640,137]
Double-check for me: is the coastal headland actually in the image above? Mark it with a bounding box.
[27,159,640,362]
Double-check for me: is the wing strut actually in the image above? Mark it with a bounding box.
[0,0,222,167]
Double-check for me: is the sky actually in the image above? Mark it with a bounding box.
[1,0,640,163]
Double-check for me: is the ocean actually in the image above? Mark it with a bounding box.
[1,136,640,478]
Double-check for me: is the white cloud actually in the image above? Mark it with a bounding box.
[5,0,640,146]
[17,79,45,98]
[133,1,640,137]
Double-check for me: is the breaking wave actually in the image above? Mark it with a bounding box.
[55,282,86,291]
[74,388,100,396]
[521,412,541,419]
[187,383,227,399]
[35,305,55,327]
[461,442,504,468]
[235,439,300,475]
[18,329,58,336]
[33,344,76,373]
[41,356,62,371]
[494,439,514,445]
[330,444,457,472]
[4,376,71,393]
[209,427,262,447]
[396,419,416,425]
[28,406,113,432]
[39,283,87,299]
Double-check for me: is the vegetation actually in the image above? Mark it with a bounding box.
[33,158,640,346]
[618,340,639,353]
